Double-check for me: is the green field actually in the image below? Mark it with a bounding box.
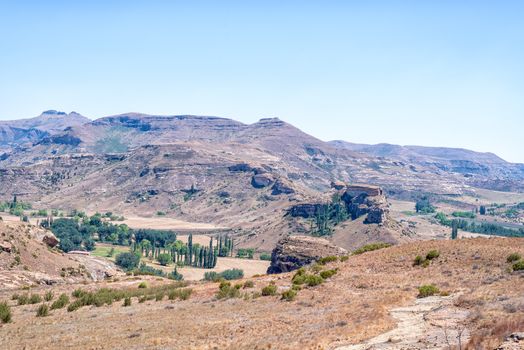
[92,245,130,260]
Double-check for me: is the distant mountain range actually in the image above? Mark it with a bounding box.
[0,110,522,250]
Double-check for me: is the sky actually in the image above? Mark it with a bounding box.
[0,1,523,162]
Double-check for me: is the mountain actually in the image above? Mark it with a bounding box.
[330,140,524,192]
[0,110,90,154]
[0,111,522,251]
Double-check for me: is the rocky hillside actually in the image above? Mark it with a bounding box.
[0,220,117,289]
[330,140,524,192]
[0,110,90,156]
[0,111,521,251]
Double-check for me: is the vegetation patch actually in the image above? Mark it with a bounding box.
[204,268,244,282]
[507,253,521,263]
[317,256,338,265]
[281,289,297,301]
[261,284,277,296]
[216,281,241,299]
[353,242,392,255]
[418,284,440,298]
[36,304,50,317]
[512,260,524,271]
[50,294,69,310]
[0,302,11,323]
[319,269,337,279]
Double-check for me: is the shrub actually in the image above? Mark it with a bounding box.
[72,288,87,298]
[155,293,164,301]
[320,269,337,279]
[507,253,522,263]
[204,268,244,281]
[318,256,338,265]
[157,253,172,266]
[0,302,11,323]
[29,294,42,304]
[11,294,19,301]
[512,260,524,271]
[167,288,193,301]
[67,300,83,312]
[413,255,424,266]
[243,280,254,289]
[123,297,131,307]
[259,253,272,261]
[17,294,29,305]
[340,255,349,262]
[305,274,324,287]
[44,291,54,302]
[216,281,241,299]
[261,284,277,296]
[418,284,440,298]
[36,304,49,317]
[115,252,140,270]
[422,259,430,268]
[353,243,391,255]
[219,268,244,280]
[138,282,147,289]
[426,250,440,260]
[281,289,297,301]
[51,294,69,310]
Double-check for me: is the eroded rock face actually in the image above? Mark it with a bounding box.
[42,234,59,248]
[271,179,295,195]
[267,235,347,274]
[288,183,390,225]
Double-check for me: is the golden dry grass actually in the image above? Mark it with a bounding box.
[0,237,522,349]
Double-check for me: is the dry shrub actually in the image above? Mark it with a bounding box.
[466,316,524,349]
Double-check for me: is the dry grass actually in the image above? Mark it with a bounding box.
[0,237,522,349]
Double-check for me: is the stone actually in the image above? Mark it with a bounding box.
[271,179,295,195]
[330,180,346,190]
[0,241,12,253]
[42,234,59,248]
[267,235,347,274]
[251,173,274,188]
[288,203,321,218]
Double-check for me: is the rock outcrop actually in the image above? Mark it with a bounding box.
[251,173,274,188]
[267,235,347,274]
[289,183,390,225]
[271,178,295,195]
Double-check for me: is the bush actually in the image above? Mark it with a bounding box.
[291,268,306,285]
[29,294,42,304]
[0,302,11,323]
[305,274,324,287]
[167,288,193,301]
[17,294,29,305]
[507,253,522,263]
[318,256,338,265]
[157,253,172,266]
[281,289,297,301]
[72,288,87,298]
[204,268,244,281]
[426,250,440,260]
[261,284,277,296]
[512,260,524,271]
[320,269,337,279]
[413,255,424,266]
[259,253,272,261]
[51,294,69,310]
[418,284,440,298]
[67,300,83,312]
[44,291,54,301]
[138,282,147,289]
[353,243,392,255]
[216,281,241,299]
[115,252,141,270]
[340,255,349,262]
[243,280,254,289]
[36,304,49,317]
[123,297,131,307]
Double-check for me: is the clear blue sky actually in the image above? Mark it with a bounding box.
[1,1,523,162]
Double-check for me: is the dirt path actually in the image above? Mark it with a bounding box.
[335,295,469,350]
